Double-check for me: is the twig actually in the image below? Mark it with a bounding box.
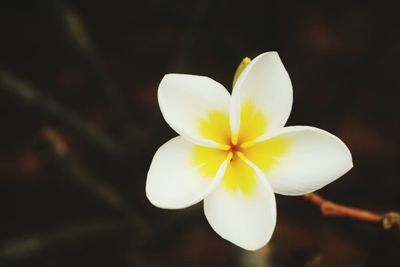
[51,0,128,123]
[0,219,125,265]
[40,127,150,239]
[303,193,400,231]
[0,70,123,156]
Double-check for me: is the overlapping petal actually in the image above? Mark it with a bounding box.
[245,126,353,196]
[204,156,276,251]
[146,136,230,209]
[230,52,293,143]
[158,74,231,147]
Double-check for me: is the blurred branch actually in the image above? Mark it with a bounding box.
[0,219,124,265]
[40,127,150,239]
[51,0,128,123]
[303,193,400,231]
[0,70,123,156]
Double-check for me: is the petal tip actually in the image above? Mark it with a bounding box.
[237,241,270,251]
[256,51,280,60]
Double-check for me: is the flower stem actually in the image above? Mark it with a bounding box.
[303,193,400,231]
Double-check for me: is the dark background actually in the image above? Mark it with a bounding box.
[0,0,399,266]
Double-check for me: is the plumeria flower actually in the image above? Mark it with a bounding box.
[146,52,353,250]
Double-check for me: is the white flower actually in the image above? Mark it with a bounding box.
[146,52,353,250]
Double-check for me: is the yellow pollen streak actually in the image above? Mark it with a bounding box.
[192,146,228,179]
[218,144,231,150]
[221,153,256,196]
[239,140,258,148]
[231,133,239,146]
[237,100,268,144]
[242,136,291,173]
[198,110,230,146]
[235,151,248,161]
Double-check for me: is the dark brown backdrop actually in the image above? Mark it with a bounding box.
[0,0,399,266]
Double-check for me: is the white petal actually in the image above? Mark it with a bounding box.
[146,136,230,209]
[254,126,353,196]
[230,52,293,140]
[204,157,276,251]
[158,74,231,147]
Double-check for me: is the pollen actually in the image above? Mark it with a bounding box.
[198,110,230,145]
[221,153,257,196]
[194,100,289,196]
[237,100,268,144]
[192,145,228,179]
[242,136,291,173]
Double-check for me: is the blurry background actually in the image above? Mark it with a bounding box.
[0,0,399,266]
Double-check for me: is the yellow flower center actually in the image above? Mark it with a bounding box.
[193,100,290,197]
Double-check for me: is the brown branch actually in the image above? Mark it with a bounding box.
[40,127,150,239]
[51,0,128,123]
[0,70,123,156]
[303,193,400,231]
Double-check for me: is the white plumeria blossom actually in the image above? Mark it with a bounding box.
[146,52,353,250]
